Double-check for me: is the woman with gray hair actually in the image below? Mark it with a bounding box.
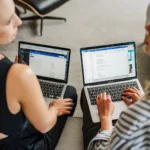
[81,4,150,150]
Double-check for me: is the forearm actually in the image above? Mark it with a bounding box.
[48,105,58,125]
[42,106,58,133]
[101,116,113,132]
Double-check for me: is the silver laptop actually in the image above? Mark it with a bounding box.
[18,41,71,104]
[80,42,144,123]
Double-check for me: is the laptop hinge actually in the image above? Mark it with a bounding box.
[84,76,137,87]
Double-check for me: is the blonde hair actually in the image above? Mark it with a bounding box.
[143,80,150,99]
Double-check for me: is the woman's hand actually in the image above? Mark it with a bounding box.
[96,92,115,132]
[122,88,143,106]
[96,92,115,119]
[50,98,74,116]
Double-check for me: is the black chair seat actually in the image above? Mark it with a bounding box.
[20,0,69,15]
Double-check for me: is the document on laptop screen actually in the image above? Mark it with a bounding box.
[82,45,135,84]
[19,44,69,81]
[29,51,67,80]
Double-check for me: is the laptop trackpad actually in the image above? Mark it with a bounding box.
[91,101,128,123]
[113,101,128,120]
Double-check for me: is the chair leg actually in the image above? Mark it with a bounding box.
[44,16,67,22]
[15,6,27,16]
[40,18,44,36]
[24,8,27,14]
[20,16,66,36]
[21,16,41,21]
[21,16,66,22]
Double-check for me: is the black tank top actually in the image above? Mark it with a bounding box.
[0,56,25,135]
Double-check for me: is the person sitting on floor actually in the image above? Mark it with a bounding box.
[0,0,77,149]
[81,4,150,150]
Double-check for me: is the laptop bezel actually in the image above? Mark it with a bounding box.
[18,41,71,84]
[80,41,137,86]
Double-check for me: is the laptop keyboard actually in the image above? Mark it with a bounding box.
[87,81,140,105]
[40,81,64,99]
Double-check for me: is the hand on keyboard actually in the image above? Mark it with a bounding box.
[88,81,140,105]
[121,88,143,106]
[50,98,74,116]
[96,92,115,120]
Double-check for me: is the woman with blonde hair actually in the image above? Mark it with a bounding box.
[81,4,150,150]
[0,0,77,149]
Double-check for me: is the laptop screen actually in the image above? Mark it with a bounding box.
[18,42,70,83]
[81,42,136,85]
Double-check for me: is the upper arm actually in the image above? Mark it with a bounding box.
[10,64,55,133]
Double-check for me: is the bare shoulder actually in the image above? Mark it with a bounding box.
[6,64,36,113]
[7,63,39,102]
[8,64,40,92]
[9,64,34,81]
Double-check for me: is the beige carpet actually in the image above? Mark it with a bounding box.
[1,0,150,149]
